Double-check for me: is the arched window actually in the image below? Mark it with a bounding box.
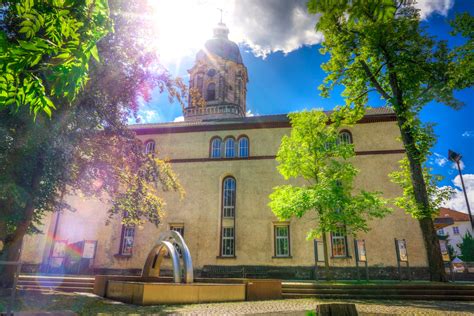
[210,137,222,158]
[222,177,236,218]
[338,130,353,145]
[238,136,249,158]
[221,177,236,257]
[225,138,235,158]
[206,83,216,101]
[145,140,155,154]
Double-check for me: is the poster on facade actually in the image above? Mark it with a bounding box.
[396,239,408,262]
[314,240,325,262]
[356,240,367,262]
[439,239,450,262]
[82,240,97,259]
[51,240,67,258]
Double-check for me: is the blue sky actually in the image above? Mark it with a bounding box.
[140,0,473,212]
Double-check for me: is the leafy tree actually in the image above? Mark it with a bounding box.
[459,232,474,262]
[0,0,185,287]
[307,0,473,281]
[269,110,390,278]
[0,0,112,117]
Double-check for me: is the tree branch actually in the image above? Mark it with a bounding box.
[359,60,392,100]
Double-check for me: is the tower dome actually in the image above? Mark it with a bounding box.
[184,22,248,121]
[203,23,243,64]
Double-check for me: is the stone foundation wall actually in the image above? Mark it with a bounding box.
[199,265,432,281]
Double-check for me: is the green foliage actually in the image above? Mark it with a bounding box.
[0,0,185,273]
[0,0,112,117]
[306,0,473,219]
[389,157,453,219]
[459,232,474,262]
[269,110,390,239]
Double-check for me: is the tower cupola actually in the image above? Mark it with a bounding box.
[184,22,248,121]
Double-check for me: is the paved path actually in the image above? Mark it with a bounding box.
[3,291,474,315]
[161,298,474,315]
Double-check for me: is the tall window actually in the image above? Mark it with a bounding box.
[119,226,135,256]
[225,138,235,158]
[338,131,352,145]
[238,136,249,158]
[145,140,155,154]
[210,138,222,158]
[274,225,290,257]
[222,227,235,256]
[206,83,216,101]
[222,177,236,218]
[453,226,460,235]
[331,229,348,257]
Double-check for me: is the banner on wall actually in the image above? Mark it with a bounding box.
[439,239,450,262]
[396,239,408,262]
[82,240,97,259]
[356,240,367,262]
[51,240,67,258]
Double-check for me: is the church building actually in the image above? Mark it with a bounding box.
[21,22,430,279]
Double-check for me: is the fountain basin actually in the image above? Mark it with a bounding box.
[106,280,246,305]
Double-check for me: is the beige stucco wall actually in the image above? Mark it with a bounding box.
[21,120,428,271]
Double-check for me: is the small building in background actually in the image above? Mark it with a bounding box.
[436,207,473,256]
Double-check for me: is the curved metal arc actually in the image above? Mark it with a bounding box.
[142,240,181,283]
[157,231,194,283]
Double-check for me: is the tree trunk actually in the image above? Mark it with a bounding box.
[396,113,447,282]
[322,232,332,281]
[0,155,45,288]
[380,54,447,282]
[0,238,23,288]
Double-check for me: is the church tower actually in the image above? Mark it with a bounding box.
[184,22,248,121]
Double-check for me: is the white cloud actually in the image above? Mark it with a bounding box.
[414,0,454,19]
[232,0,323,57]
[173,116,184,122]
[441,174,474,214]
[149,0,454,63]
[246,110,256,117]
[433,152,449,167]
[462,131,474,137]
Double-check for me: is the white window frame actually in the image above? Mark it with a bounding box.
[274,225,290,257]
[221,227,235,257]
[238,137,249,157]
[331,229,348,258]
[145,140,155,154]
[211,138,222,158]
[225,138,235,158]
[223,177,236,218]
[338,131,352,145]
[120,226,135,256]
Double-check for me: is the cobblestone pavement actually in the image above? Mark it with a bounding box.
[3,292,474,315]
[157,298,474,315]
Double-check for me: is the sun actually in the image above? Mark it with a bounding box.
[146,0,235,67]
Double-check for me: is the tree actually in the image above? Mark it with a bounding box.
[307,0,473,281]
[269,110,390,278]
[0,0,112,116]
[0,0,185,287]
[459,232,474,262]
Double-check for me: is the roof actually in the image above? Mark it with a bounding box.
[438,207,471,222]
[131,107,396,131]
[204,38,243,64]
